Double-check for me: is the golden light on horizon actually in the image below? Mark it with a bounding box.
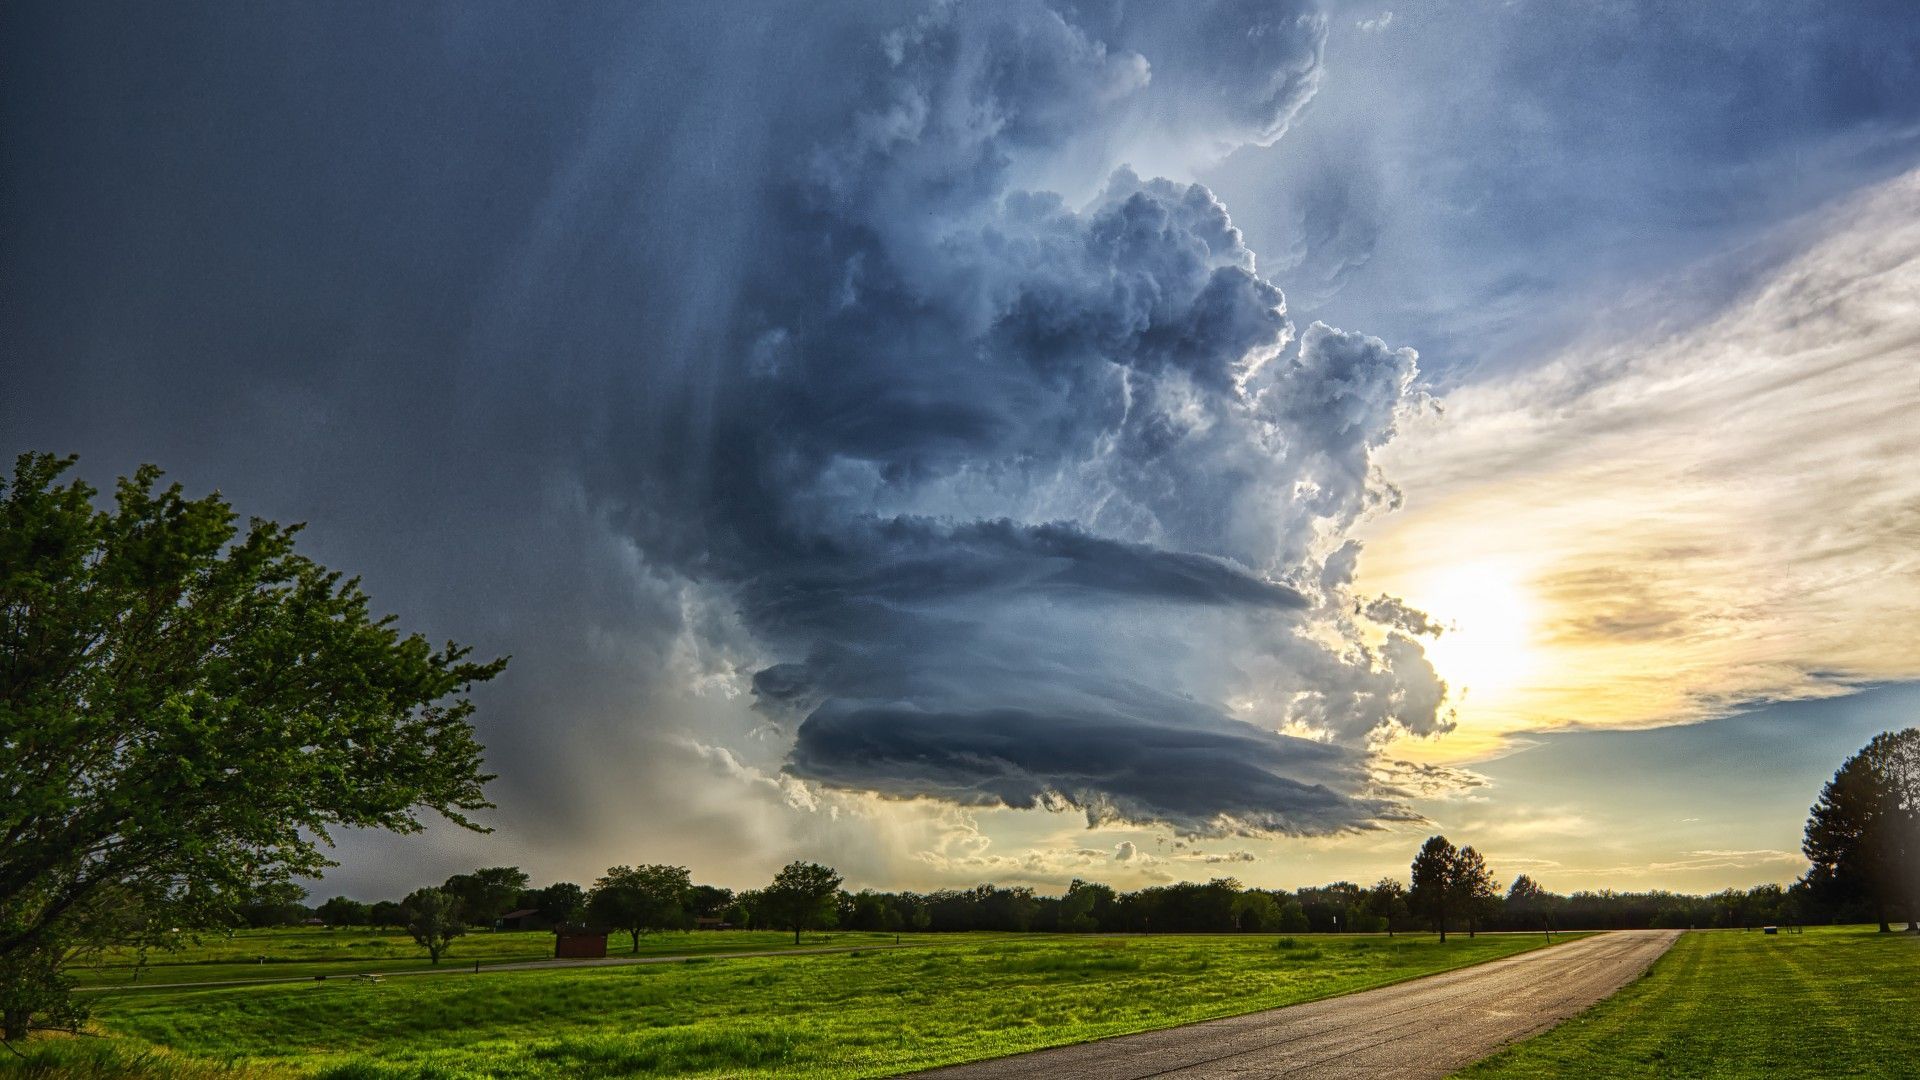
[1410,560,1541,705]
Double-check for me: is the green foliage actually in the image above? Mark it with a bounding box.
[236,885,311,930]
[0,945,83,1044]
[586,866,693,953]
[366,903,407,931]
[845,892,896,932]
[1229,891,1280,932]
[70,933,1566,1078]
[1462,927,1920,1078]
[1276,899,1311,934]
[0,453,506,1039]
[687,885,734,922]
[1367,878,1410,936]
[1452,846,1499,937]
[526,884,585,928]
[1409,835,1458,939]
[440,869,528,927]
[402,891,465,966]
[762,863,844,945]
[1407,835,1498,940]
[1803,729,1920,930]
[1056,880,1112,933]
[316,899,371,929]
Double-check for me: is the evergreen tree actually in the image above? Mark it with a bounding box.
[1803,729,1920,932]
[1409,835,1458,941]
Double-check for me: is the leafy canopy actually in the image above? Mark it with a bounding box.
[763,861,843,944]
[588,865,693,952]
[0,452,505,1037]
[403,888,466,964]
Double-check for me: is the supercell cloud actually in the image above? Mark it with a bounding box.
[605,1,1449,835]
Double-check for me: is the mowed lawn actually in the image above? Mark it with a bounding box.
[72,928,922,989]
[1460,926,1920,1079]
[64,933,1562,1078]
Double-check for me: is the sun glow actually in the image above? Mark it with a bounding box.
[1412,561,1540,702]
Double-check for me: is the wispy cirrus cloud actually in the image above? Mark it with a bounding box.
[1361,169,1920,753]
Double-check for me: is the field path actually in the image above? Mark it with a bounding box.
[910,930,1680,1079]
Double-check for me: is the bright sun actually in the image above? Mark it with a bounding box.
[1413,561,1540,699]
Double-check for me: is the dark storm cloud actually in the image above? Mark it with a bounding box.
[3,0,1452,860]
[582,0,1451,836]
[789,698,1413,836]
[740,518,1308,634]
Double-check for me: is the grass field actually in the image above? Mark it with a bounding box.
[21,932,1564,1078]
[72,928,923,989]
[1459,926,1920,1078]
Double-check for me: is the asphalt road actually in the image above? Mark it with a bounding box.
[911,930,1681,1079]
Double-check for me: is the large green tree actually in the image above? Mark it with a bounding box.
[0,453,505,1040]
[587,864,693,953]
[1803,729,1920,932]
[762,861,843,944]
[403,888,466,964]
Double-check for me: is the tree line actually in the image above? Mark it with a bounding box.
[268,830,1863,968]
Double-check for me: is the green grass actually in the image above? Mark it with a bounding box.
[72,928,919,990]
[0,1041,287,1080]
[42,933,1565,1078]
[1458,927,1920,1079]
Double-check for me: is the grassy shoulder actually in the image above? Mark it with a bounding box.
[71,928,922,990]
[35,932,1572,1079]
[1458,926,1920,1079]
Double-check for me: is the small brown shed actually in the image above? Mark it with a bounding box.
[554,929,609,959]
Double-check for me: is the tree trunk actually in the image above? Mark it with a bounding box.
[631,930,640,955]
[3,1007,29,1044]
[793,924,801,945]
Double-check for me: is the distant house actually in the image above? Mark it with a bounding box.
[494,908,543,932]
[695,917,733,930]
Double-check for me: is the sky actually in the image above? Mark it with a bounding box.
[5,0,1919,901]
